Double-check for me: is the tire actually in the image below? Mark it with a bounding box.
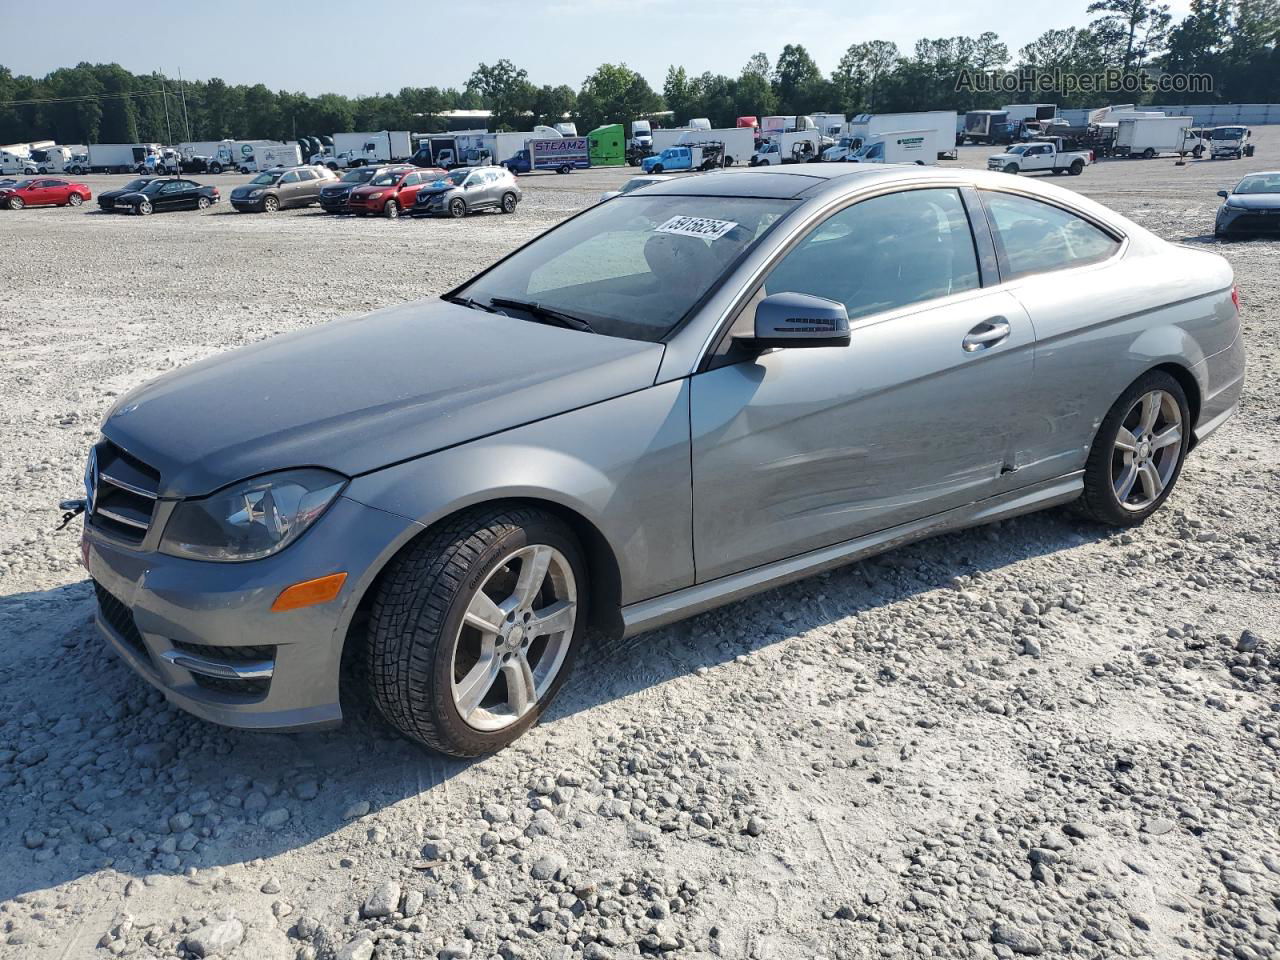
[384,199,399,219]
[651,163,664,174]
[1245,145,1255,157]
[1003,163,1018,174]
[209,162,223,174]
[69,165,83,175]
[137,201,152,216]
[263,195,279,213]
[67,193,83,206]
[197,196,211,210]
[1076,370,1190,526]
[500,191,517,214]
[367,505,587,756]
[1069,159,1084,176]
[725,156,734,166]
[8,197,23,210]
[448,197,466,219]
[1142,147,1156,159]
[1192,145,1204,158]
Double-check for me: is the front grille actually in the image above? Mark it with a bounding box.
[192,674,271,698]
[1226,213,1280,233]
[88,441,160,544]
[93,580,149,660]
[171,639,276,662]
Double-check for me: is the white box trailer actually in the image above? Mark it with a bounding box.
[86,143,160,173]
[849,129,940,165]
[845,111,958,159]
[331,131,414,165]
[257,143,302,168]
[1115,115,1195,157]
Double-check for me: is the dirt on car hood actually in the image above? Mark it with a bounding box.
[102,299,665,498]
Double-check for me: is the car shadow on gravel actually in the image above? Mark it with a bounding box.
[0,506,1105,903]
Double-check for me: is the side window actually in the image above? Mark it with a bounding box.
[280,171,300,184]
[402,173,420,186]
[762,188,981,322]
[982,192,1120,280]
[295,169,313,181]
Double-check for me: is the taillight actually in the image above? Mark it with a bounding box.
[212,188,219,197]
[1231,285,1241,312]
[1089,150,1095,164]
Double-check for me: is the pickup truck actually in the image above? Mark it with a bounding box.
[987,139,1092,176]
[641,143,724,174]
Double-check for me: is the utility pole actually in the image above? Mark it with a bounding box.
[159,73,173,144]
[177,67,192,141]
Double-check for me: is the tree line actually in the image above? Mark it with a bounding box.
[1,0,1275,147]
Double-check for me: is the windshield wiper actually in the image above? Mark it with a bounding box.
[444,294,502,314]
[487,297,595,333]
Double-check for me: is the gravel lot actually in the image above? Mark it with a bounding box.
[1,134,1278,960]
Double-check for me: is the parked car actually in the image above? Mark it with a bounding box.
[97,177,160,212]
[318,166,402,214]
[412,166,521,218]
[1215,171,1280,237]
[71,166,1244,757]
[599,174,673,202]
[229,165,336,213]
[0,177,91,209]
[112,178,220,215]
[348,167,445,218]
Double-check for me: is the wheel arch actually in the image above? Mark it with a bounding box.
[1150,361,1202,444]
[341,496,624,665]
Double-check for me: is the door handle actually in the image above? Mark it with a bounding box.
[962,317,1011,352]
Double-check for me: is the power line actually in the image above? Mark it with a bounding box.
[0,90,167,107]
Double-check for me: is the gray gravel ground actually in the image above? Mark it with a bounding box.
[0,132,1278,960]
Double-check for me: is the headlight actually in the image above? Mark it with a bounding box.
[249,189,264,198]
[366,191,384,200]
[160,469,346,562]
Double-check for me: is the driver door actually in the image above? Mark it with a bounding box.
[689,186,1036,581]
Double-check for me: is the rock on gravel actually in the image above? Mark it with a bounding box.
[184,918,245,957]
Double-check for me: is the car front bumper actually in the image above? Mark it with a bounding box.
[84,495,420,732]
[230,198,266,212]
[1216,206,1280,235]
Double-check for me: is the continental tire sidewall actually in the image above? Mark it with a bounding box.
[369,508,588,756]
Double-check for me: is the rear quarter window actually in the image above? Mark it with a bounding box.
[981,191,1120,281]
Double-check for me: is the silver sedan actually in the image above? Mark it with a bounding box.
[77,165,1244,756]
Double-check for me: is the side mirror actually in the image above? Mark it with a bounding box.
[737,292,851,351]
[1217,190,1229,198]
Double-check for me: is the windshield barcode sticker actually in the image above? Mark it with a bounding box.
[654,215,739,241]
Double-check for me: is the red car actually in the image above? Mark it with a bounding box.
[0,177,92,210]
[348,166,446,218]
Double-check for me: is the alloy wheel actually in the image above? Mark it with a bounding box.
[68,193,82,206]
[1111,389,1183,512]
[449,544,577,732]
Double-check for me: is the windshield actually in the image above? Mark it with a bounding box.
[141,181,168,193]
[250,172,281,185]
[1235,175,1280,195]
[13,179,34,189]
[454,195,797,343]
[341,168,375,183]
[438,170,468,186]
[369,171,407,186]
[620,178,658,195]
[1006,145,1028,154]
[1213,128,1244,140]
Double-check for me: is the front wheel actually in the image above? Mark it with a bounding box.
[500,192,517,214]
[384,199,399,219]
[1142,147,1156,159]
[137,200,152,216]
[651,163,664,174]
[448,197,466,218]
[367,506,587,756]
[1077,371,1190,526]
[8,196,23,210]
[1192,145,1204,158]
[1069,159,1084,176]
[1003,163,1019,174]
[263,195,279,213]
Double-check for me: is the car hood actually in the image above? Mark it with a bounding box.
[100,188,137,200]
[1223,194,1280,210]
[232,184,275,197]
[417,182,459,195]
[101,298,666,499]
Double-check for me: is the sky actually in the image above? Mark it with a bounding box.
[6,0,1194,97]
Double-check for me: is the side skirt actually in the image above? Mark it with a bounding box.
[620,473,1084,637]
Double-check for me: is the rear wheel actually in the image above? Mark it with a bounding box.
[67,193,83,206]
[1069,159,1084,175]
[263,195,279,213]
[1192,145,1204,158]
[1077,371,1190,526]
[500,191,517,213]
[209,162,223,174]
[137,200,152,216]
[197,196,211,210]
[367,506,587,756]
[449,197,466,218]
[1142,147,1156,159]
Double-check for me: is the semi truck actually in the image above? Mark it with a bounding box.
[835,112,958,160]
[848,129,941,165]
[1114,116,1196,158]
[588,124,626,166]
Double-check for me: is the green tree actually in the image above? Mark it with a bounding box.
[1087,0,1174,68]
[832,40,900,113]
[772,44,824,114]
[467,59,532,129]
[576,63,660,132]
